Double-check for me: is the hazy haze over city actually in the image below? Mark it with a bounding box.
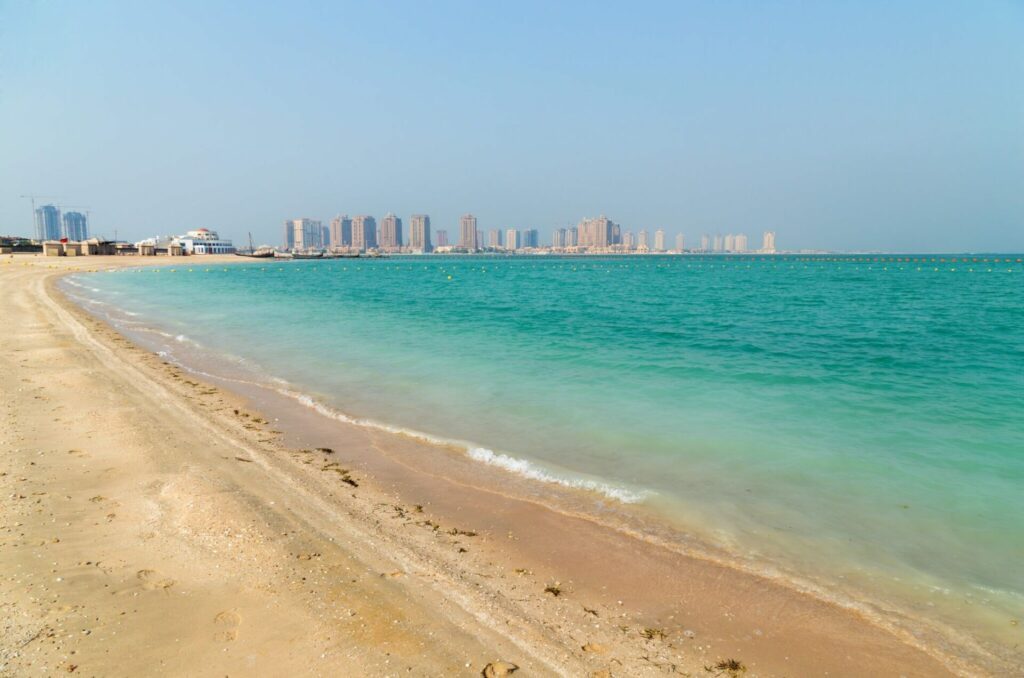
[2,1,1022,251]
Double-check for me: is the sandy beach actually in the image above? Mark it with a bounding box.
[1,254,981,676]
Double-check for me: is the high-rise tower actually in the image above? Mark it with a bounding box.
[284,218,323,250]
[459,214,479,250]
[62,211,89,241]
[576,215,614,249]
[330,215,352,248]
[638,230,649,250]
[380,213,403,251]
[352,215,378,251]
[35,205,61,241]
[410,214,432,252]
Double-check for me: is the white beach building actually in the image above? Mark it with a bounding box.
[175,228,235,254]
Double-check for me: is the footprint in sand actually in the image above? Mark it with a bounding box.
[136,569,176,591]
[213,610,241,642]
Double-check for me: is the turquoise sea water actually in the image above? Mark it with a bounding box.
[68,255,1024,649]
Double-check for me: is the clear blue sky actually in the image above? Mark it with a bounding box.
[2,1,1022,251]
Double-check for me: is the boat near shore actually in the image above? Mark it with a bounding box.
[234,233,276,258]
[235,246,275,258]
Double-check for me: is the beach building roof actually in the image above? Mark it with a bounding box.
[184,228,220,240]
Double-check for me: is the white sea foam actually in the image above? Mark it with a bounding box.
[279,388,648,504]
[466,446,649,504]
[174,334,192,344]
[135,326,177,340]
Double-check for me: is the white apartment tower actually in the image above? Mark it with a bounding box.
[654,229,666,251]
[637,229,649,250]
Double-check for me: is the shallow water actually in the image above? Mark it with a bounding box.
[66,254,1024,655]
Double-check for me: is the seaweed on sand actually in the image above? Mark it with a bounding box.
[704,658,746,676]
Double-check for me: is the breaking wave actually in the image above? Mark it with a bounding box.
[280,388,649,504]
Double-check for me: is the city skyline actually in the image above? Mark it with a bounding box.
[276,208,777,254]
[2,3,1021,252]
[11,197,1022,254]
[23,199,988,257]
[20,203,789,254]
[8,195,792,254]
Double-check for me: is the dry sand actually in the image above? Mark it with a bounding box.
[0,254,979,676]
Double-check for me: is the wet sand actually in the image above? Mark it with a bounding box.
[0,254,985,676]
